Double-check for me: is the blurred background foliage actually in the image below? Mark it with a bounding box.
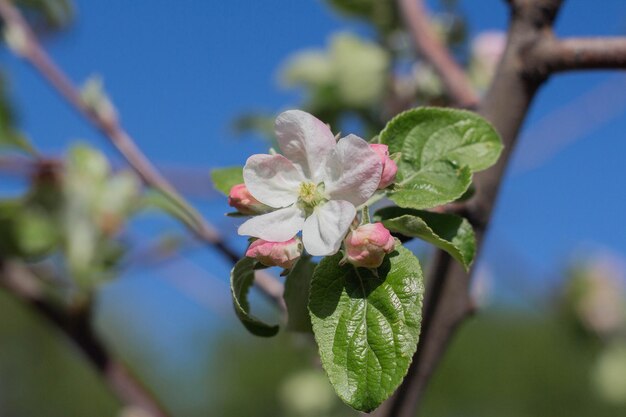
[0,0,625,416]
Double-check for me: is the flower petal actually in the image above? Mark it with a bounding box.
[275,110,336,182]
[238,206,305,242]
[302,200,356,256]
[324,134,382,206]
[243,154,303,208]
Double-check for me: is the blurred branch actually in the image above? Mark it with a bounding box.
[0,0,282,305]
[0,259,169,417]
[0,0,285,414]
[396,0,478,108]
[527,36,626,75]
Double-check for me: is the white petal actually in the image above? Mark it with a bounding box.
[302,200,356,256]
[243,154,303,208]
[275,110,336,182]
[238,206,305,242]
[323,134,382,206]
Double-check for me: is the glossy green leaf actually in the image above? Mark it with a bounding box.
[375,206,476,271]
[211,166,244,196]
[231,257,279,337]
[380,107,502,209]
[309,245,424,412]
[283,256,316,333]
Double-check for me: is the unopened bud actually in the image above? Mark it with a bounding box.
[246,237,303,269]
[80,76,118,127]
[228,183,270,215]
[344,223,395,268]
[3,23,30,57]
[370,144,398,189]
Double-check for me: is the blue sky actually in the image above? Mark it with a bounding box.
[1,0,626,303]
[3,0,626,411]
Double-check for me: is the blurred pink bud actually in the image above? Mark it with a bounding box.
[245,237,303,269]
[472,31,507,74]
[344,223,395,268]
[370,144,398,189]
[228,183,270,215]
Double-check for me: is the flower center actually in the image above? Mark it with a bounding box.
[298,181,324,209]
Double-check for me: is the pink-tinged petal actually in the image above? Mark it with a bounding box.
[243,154,303,208]
[275,110,336,181]
[238,206,305,242]
[245,238,303,269]
[370,144,398,189]
[302,200,356,256]
[228,183,271,214]
[324,134,382,206]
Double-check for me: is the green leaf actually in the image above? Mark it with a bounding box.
[211,166,244,196]
[283,256,316,333]
[230,257,279,337]
[0,129,36,155]
[309,245,424,412]
[375,206,476,271]
[380,107,502,209]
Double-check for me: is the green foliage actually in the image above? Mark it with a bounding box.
[0,288,119,417]
[375,206,476,270]
[282,33,389,110]
[309,245,424,411]
[231,257,279,337]
[324,0,399,34]
[380,107,503,209]
[0,74,35,155]
[211,166,244,196]
[283,256,316,333]
[62,144,140,285]
[15,0,74,29]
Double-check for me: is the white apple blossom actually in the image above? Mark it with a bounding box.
[238,110,382,256]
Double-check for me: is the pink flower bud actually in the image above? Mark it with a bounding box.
[228,183,270,215]
[370,144,398,189]
[245,238,303,269]
[344,223,395,268]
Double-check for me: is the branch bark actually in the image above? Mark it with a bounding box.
[527,37,626,75]
[397,0,479,108]
[374,0,566,416]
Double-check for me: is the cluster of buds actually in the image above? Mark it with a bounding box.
[226,110,401,269]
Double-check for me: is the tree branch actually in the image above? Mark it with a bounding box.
[374,0,567,416]
[0,259,169,417]
[527,36,626,75]
[0,1,285,413]
[396,0,479,108]
[0,0,282,308]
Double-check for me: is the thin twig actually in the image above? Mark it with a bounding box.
[396,0,479,108]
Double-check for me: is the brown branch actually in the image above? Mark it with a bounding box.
[374,1,566,416]
[527,36,626,75]
[397,0,479,108]
[0,260,169,417]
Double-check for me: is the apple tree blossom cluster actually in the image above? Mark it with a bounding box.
[229,110,398,269]
[213,106,502,412]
